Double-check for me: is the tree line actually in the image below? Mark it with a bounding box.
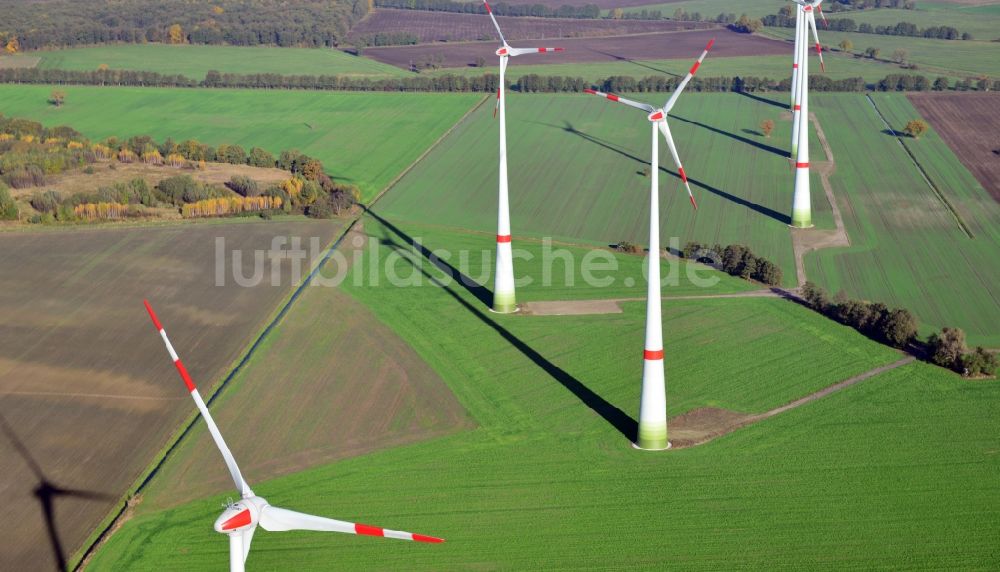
[373,0,602,19]
[4,66,996,94]
[0,0,370,51]
[802,282,996,376]
[762,12,971,40]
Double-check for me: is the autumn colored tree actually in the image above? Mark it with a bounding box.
[760,119,774,138]
[168,24,185,44]
[904,119,928,139]
[838,39,853,54]
[49,90,66,107]
[4,36,18,54]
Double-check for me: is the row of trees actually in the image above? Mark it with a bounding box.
[0,0,370,51]
[682,242,783,286]
[374,0,602,19]
[181,195,283,218]
[763,13,971,40]
[356,32,419,47]
[801,282,918,348]
[6,65,994,94]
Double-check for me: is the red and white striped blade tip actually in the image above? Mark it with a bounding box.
[689,195,698,210]
[143,299,162,330]
[705,38,715,51]
[355,523,444,543]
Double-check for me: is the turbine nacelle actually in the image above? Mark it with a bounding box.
[647,110,666,122]
[496,46,508,56]
[215,498,261,534]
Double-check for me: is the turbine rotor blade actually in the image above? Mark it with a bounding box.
[507,46,564,56]
[259,505,444,543]
[657,121,698,209]
[582,88,654,113]
[241,526,256,564]
[807,11,825,72]
[482,0,507,46]
[144,300,252,498]
[664,38,714,113]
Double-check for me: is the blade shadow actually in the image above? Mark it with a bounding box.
[586,48,681,78]
[669,114,790,159]
[363,209,639,442]
[557,121,791,225]
[735,90,789,110]
[0,411,114,572]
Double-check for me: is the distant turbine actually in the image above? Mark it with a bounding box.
[584,40,712,450]
[791,0,825,229]
[144,300,443,572]
[483,0,564,313]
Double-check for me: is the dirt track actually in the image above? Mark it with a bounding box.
[668,356,915,448]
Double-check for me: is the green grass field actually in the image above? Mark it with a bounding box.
[805,93,1000,346]
[0,85,481,200]
[842,6,1000,42]
[88,215,996,570]
[430,52,902,83]
[27,44,409,78]
[765,27,1000,78]
[621,0,776,19]
[376,92,829,288]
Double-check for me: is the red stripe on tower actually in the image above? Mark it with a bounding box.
[796,162,810,168]
[793,63,799,69]
[678,166,688,183]
[174,360,197,392]
[794,105,801,110]
[497,234,512,243]
[355,524,385,537]
[644,349,664,361]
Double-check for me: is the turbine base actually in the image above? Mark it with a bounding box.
[632,441,672,451]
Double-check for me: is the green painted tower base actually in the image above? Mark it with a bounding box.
[491,291,517,314]
[634,422,669,451]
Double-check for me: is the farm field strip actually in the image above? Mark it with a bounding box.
[0,85,481,201]
[362,28,786,69]
[29,43,409,78]
[349,8,713,45]
[908,92,1000,202]
[0,218,345,571]
[88,213,997,570]
[377,92,829,288]
[805,93,1000,345]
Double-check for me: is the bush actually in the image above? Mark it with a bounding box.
[3,164,46,188]
[156,174,212,205]
[927,327,966,370]
[305,199,333,219]
[961,347,998,377]
[29,189,61,213]
[247,147,275,168]
[614,241,643,254]
[227,175,260,197]
[0,184,18,220]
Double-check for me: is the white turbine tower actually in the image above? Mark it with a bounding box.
[144,301,443,572]
[584,40,712,450]
[483,0,564,313]
[791,0,825,229]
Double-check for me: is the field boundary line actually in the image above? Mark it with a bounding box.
[367,94,490,207]
[672,355,915,449]
[865,94,974,239]
[76,95,488,570]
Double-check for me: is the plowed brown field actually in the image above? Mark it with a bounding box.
[908,92,1000,200]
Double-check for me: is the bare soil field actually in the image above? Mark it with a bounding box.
[363,29,786,70]
[10,161,291,201]
[0,55,40,69]
[0,218,346,571]
[908,92,1000,201]
[349,9,714,44]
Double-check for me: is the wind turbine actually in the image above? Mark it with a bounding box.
[583,39,712,450]
[143,300,443,572]
[790,0,825,229]
[482,0,564,313]
[790,0,826,158]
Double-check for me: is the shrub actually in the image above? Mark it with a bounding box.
[227,175,260,197]
[29,189,61,213]
[156,174,212,205]
[961,347,998,377]
[0,184,18,220]
[247,147,275,168]
[614,241,643,254]
[927,327,966,370]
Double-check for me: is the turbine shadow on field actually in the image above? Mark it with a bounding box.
[558,121,791,225]
[587,49,681,78]
[0,411,113,572]
[670,114,790,159]
[736,90,788,110]
[365,210,639,441]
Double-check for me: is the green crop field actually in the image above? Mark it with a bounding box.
[805,93,1000,346]
[88,215,995,570]
[0,85,480,200]
[765,27,1000,78]
[28,44,409,78]
[841,7,1000,42]
[621,0,776,19]
[430,53,901,83]
[376,92,829,288]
